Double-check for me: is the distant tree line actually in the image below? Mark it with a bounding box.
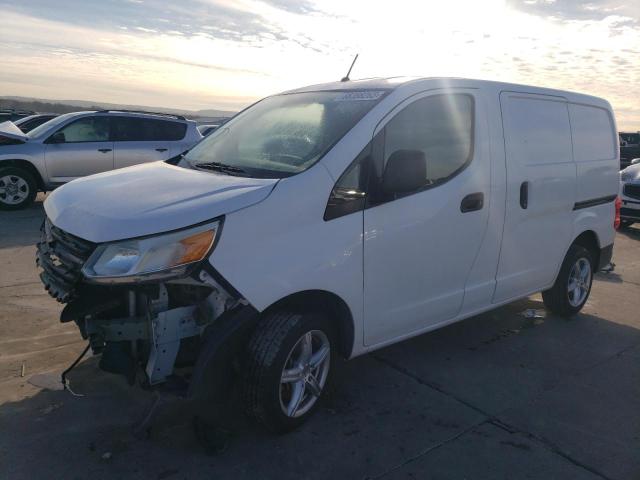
[0,99,97,114]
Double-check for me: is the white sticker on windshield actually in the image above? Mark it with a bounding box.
[333,91,386,101]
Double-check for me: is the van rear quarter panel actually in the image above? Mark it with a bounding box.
[569,102,619,204]
[567,99,618,250]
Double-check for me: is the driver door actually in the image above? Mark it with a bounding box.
[44,116,114,184]
[363,91,490,346]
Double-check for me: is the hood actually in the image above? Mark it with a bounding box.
[0,121,29,142]
[45,162,278,242]
[621,164,640,182]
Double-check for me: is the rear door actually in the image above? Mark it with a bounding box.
[493,92,576,303]
[363,91,490,346]
[112,117,186,169]
[44,115,114,183]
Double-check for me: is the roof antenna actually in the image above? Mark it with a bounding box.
[341,54,359,82]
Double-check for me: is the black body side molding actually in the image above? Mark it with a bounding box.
[573,195,617,211]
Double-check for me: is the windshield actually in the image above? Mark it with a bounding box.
[185,90,388,178]
[27,112,78,139]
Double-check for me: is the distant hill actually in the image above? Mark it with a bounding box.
[0,96,236,120]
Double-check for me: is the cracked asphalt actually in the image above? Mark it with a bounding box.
[1,195,639,480]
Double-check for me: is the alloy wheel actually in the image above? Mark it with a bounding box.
[567,257,591,307]
[279,330,331,418]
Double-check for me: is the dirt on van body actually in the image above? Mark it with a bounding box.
[1,195,639,479]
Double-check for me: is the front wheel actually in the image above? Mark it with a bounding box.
[542,244,594,317]
[242,311,334,433]
[0,167,37,210]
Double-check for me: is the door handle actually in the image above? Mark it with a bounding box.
[97,148,112,153]
[155,148,168,152]
[460,192,484,213]
[520,181,529,209]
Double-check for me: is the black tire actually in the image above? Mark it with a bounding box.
[242,311,335,433]
[542,244,594,317]
[0,166,37,210]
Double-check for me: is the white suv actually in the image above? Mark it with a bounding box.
[0,110,202,209]
[620,162,640,227]
[38,78,619,433]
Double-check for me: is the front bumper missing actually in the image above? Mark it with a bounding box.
[37,218,246,388]
[146,306,201,384]
[76,271,242,387]
[84,304,202,385]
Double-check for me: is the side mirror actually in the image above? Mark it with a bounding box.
[381,149,426,195]
[631,158,640,165]
[48,132,66,144]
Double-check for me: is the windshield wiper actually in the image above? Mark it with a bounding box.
[195,162,247,175]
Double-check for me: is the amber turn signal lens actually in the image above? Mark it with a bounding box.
[178,229,216,264]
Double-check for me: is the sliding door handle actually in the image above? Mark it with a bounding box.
[520,181,529,209]
[97,148,112,153]
[460,192,484,213]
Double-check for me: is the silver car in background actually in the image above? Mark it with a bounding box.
[0,110,202,209]
[13,114,59,133]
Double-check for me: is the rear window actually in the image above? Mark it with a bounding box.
[111,117,187,142]
[569,104,616,162]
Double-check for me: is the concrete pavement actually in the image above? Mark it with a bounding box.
[0,195,638,479]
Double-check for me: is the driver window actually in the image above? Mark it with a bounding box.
[378,94,474,197]
[57,117,110,143]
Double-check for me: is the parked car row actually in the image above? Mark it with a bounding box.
[620,132,640,169]
[0,110,203,209]
[0,109,36,123]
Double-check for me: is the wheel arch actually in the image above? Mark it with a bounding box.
[187,289,356,402]
[572,229,601,268]
[261,289,355,359]
[0,159,45,191]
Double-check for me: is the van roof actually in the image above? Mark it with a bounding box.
[282,76,610,107]
[281,77,416,93]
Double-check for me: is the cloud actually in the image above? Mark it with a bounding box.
[0,0,638,129]
[261,0,324,15]
[0,0,302,43]
[507,0,639,22]
[507,0,639,36]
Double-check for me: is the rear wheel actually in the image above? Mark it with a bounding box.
[542,244,594,317]
[243,311,334,433]
[0,167,37,210]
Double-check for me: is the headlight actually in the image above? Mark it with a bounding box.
[82,221,219,283]
[621,169,635,182]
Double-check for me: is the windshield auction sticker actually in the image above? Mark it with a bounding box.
[333,91,386,101]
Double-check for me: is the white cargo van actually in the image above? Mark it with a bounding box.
[38,78,619,433]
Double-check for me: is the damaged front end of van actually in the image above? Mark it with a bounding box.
[34,160,280,395]
[37,215,257,392]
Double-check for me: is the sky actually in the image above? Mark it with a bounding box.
[0,0,638,128]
